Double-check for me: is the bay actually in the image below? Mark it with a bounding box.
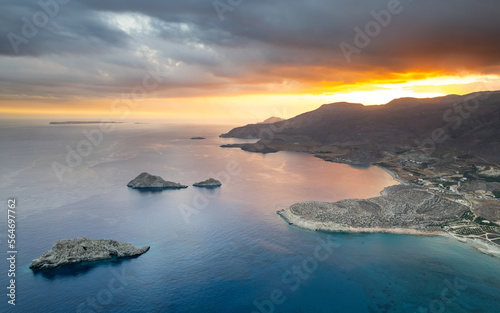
[0,122,499,313]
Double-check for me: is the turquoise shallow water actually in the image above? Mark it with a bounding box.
[0,122,499,313]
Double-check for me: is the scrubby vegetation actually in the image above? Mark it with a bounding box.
[455,227,484,236]
[479,176,500,183]
[493,190,500,199]
[460,210,475,221]
[480,225,500,233]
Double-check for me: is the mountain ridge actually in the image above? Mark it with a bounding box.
[221,90,500,164]
[221,90,500,227]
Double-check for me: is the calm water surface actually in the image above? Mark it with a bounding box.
[0,122,499,313]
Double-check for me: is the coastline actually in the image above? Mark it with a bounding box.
[276,183,469,237]
[275,155,500,259]
[278,209,443,236]
[467,238,500,257]
[217,120,500,259]
[373,164,407,185]
[269,150,500,260]
[444,233,500,257]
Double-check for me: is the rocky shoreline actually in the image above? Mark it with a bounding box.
[219,94,500,257]
[277,185,466,235]
[276,167,500,258]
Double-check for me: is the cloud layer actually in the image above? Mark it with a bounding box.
[1,0,500,103]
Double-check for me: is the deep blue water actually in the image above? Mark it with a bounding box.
[1,122,499,313]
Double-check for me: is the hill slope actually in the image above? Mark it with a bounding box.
[221,91,500,223]
[221,91,500,164]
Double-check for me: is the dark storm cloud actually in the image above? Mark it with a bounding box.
[0,0,130,56]
[1,0,500,99]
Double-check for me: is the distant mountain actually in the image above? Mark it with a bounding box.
[258,116,285,124]
[221,91,500,164]
[222,91,500,232]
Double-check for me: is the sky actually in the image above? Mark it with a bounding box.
[1,0,500,123]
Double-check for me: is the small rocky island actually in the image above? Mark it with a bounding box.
[127,172,188,190]
[30,237,150,270]
[190,137,206,140]
[193,178,222,187]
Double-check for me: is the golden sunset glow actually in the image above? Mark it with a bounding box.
[2,2,500,311]
[1,1,500,123]
[2,73,498,123]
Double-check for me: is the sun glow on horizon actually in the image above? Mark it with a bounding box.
[316,73,500,105]
[1,74,498,123]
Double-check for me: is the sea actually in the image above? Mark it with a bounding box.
[0,121,499,313]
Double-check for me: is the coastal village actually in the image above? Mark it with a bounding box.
[373,152,500,250]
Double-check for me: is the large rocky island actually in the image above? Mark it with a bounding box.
[221,91,500,255]
[30,237,150,270]
[127,172,188,190]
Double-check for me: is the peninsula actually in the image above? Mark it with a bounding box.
[221,91,500,255]
[30,237,150,270]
